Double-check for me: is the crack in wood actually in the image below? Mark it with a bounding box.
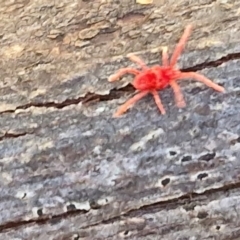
[183,52,240,72]
[0,209,87,233]
[0,132,33,141]
[1,52,240,116]
[1,180,240,233]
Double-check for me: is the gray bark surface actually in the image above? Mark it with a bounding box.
[1,0,240,239]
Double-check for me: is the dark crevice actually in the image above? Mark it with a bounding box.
[84,180,240,227]
[181,155,192,162]
[197,173,208,180]
[0,209,87,233]
[0,132,32,141]
[198,152,216,162]
[182,52,240,72]
[197,211,209,219]
[0,85,134,115]
[161,178,170,187]
[1,52,240,115]
[1,180,240,233]
[101,181,240,225]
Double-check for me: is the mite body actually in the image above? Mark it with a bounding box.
[108,24,225,117]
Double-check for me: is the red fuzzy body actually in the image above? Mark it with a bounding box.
[132,66,180,91]
[108,24,225,117]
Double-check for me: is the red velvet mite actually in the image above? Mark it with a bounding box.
[108,24,225,117]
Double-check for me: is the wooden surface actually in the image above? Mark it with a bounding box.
[1,0,240,239]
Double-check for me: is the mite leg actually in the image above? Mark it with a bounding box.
[178,72,225,92]
[162,46,169,66]
[169,81,186,108]
[108,68,140,82]
[151,90,166,115]
[170,24,193,67]
[113,91,149,117]
[127,53,148,70]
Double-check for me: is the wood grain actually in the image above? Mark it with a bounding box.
[1,0,240,239]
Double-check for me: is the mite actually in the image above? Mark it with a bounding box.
[108,24,225,117]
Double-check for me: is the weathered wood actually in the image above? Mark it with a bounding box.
[1,0,240,239]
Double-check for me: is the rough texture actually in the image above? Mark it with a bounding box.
[1,0,240,239]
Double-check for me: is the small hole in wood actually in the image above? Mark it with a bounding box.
[169,151,177,156]
[197,173,208,180]
[89,200,101,209]
[198,152,216,161]
[197,211,208,219]
[37,208,43,216]
[22,193,27,199]
[161,178,170,187]
[67,204,76,211]
[216,225,220,230]
[181,155,192,162]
